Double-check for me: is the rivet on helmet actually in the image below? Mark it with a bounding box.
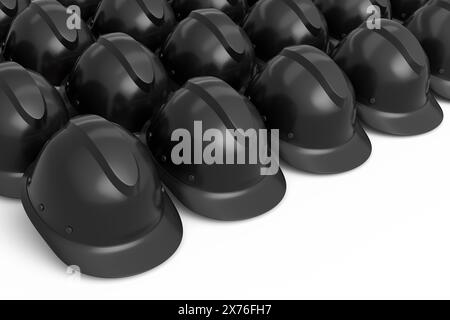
[0,62,69,198]
[145,76,286,221]
[406,0,450,100]
[247,45,372,174]
[333,19,443,136]
[21,115,183,278]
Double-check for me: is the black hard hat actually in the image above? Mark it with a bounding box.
[406,0,450,100]
[171,0,248,23]
[333,19,443,136]
[390,0,429,20]
[3,0,94,86]
[21,115,183,278]
[0,62,69,198]
[246,45,372,174]
[0,0,30,42]
[92,0,176,51]
[145,76,286,221]
[243,0,329,62]
[161,9,255,89]
[313,0,392,41]
[56,0,101,20]
[65,33,170,132]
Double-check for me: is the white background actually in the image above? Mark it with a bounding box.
[1,99,450,300]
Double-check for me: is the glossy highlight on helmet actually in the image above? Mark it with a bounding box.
[333,19,443,136]
[21,115,183,278]
[247,45,372,173]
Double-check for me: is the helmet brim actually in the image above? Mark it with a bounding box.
[156,164,286,221]
[21,173,183,279]
[357,93,444,136]
[279,123,372,174]
[431,75,450,101]
[0,171,23,199]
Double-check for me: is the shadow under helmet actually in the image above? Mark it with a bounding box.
[333,19,443,136]
[406,0,450,99]
[313,0,392,41]
[161,9,255,90]
[3,0,94,86]
[92,0,176,51]
[145,76,286,221]
[0,62,68,198]
[171,0,249,23]
[0,0,30,42]
[243,0,329,62]
[21,115,183,278]
[65,33,170,132]
[247,45,372,174]
[390,0,429,21]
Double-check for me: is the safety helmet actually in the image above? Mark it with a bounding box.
[145,76,286,221]
[92,0,176,51]
[161,9,255,89]
[390,0,429,20]
[0,0,30,42]
[406,0,450,100]
[0,62,69,198]
[333,19,443,136]
[171,0,249,23]
[56,0,101,20]
[243,0,329,62]
[3,0,94,86]
[246,45,372,174]
[313,0,392,41]
[21,115,183,278]
[65,33,170,132]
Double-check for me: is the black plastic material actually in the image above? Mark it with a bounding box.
[247,45,372,174]
[22,115,183,278]
[92,0,176,51]
[333,19,443,136]
[0,62,69,198]
[161,9,255,89]
[65,33,170,132]
[391,0,429,20]
[313,0,392,41]
[406,0,450,100]
[171,0,248,23]
[248,0,259,6]
[146,76,286,221]
[3,0,94,86]
[243,0,329,61]
[0,0,30,42]
[56,0,101,20]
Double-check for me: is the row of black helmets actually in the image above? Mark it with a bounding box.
[0,0,448,278]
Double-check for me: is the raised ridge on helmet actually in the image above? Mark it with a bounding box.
[0,0,18,16]
[29,1,78,49]
[70,116,139,195]
[185,77,264,131]
[189,9,245,60]
[137,0,165,24]
[97,34,155,92]
[280,0,322,36]
[0,62,46,126]
[280,46,349,107]
[433,0,450,11]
